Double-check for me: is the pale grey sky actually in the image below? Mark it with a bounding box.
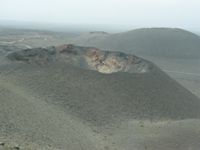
[0,0,200,30]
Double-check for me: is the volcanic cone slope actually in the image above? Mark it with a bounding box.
[1,44,200,150]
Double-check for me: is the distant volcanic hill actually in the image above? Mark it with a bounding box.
[1,44,200,150]
[73,28,200,59]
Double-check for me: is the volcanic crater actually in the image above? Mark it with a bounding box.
[7,44,152,74]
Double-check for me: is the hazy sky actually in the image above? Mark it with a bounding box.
[0,0,200,30]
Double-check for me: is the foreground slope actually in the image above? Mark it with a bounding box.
[0,44,200,150]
